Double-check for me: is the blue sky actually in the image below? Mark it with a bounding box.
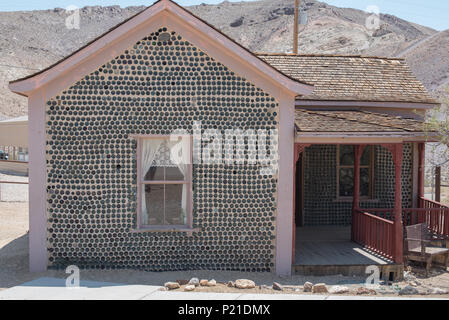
[0,0,448,31]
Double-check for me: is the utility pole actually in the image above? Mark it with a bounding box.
[293,0,300,54]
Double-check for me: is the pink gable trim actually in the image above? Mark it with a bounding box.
[9,0,313,98]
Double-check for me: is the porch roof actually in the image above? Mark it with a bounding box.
[295,109,433,136]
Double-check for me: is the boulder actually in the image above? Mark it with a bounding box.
[227,281,235,288]
[207,279,217,287]
[176,279,189,285]
[272,282,283,291]
[409,280,420,287]
[312,283,328,293]
[403,271,416,282]
[303,281,313,292]
[329,285,349,294]
[184,285,195,292]
[164,282,180,290]
[427,287,448,295]
[356,287,377,295]
[188,277,200,287]
[235,279,256,289]
[399,285,419,295]
[200,279,209,286]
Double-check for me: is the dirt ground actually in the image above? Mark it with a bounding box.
[1,201,449,298]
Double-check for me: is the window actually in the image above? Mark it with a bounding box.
[337,145,374,199]
[136,135,192,230]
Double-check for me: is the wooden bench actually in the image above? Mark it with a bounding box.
[404,223,449,277]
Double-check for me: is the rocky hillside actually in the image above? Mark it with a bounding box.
[0,0,446,119]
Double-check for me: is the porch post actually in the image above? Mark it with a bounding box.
[292,143,310,263]
[418,142,425,205]
[275,93,296,276]
[351,145,363,241]
[382,143,404,263]
[393,143,404,263]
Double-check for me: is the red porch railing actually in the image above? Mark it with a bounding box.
[353,209,395,260]
[403,197,449,239]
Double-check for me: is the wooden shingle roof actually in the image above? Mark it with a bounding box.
[295,109,429,133]
[258,54,438,104]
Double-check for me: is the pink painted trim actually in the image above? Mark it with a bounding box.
[275,92,296,276]
[418,142,425,199]
[165,4,313,95]
[9,0,312,97]
[28,90,47,272]
[380,143,404,263]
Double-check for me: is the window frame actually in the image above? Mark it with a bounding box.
[336,145,374,200]
[134,134,194,231]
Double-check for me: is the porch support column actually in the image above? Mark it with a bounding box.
[351,145,365,241]
[28,89,48,272]
[276,92,296,276]
[418,143,425,204]
[293,143,310,263]
[383,143,404,263]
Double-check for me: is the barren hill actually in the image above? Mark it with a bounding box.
[0,0,446,119]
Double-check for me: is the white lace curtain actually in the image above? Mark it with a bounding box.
[168,138,190,224]
[141,138,190,225]
[141,139,163,225]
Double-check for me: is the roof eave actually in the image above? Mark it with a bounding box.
[295,99,440,109]
[9,0,313,97]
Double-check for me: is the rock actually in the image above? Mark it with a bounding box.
[403,271,416,282]
[356,287,377,295]
[303,281,313,292]
[427,287,448,295]
[184,285,195,292]
[272,282,283,291]
[176,279,189,285]
[409,281,420,287]
[312,283,328,293]
[207,279,217,287]
[235,279,256,289]
[164,282,180,290]
[200,279,209,286]
[188,277,200,287]
[158,287,168,291]
[329,285,349,294]
[399,285,419,295]
[227,281,235,288]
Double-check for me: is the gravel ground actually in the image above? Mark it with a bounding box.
[1,201,449,298]
[0,173,28,202]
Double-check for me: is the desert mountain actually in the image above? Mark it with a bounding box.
[0,0,447,119]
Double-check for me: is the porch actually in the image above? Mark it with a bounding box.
[293,226,402,278]
[294,226,392,265]
[292,110,448,278]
